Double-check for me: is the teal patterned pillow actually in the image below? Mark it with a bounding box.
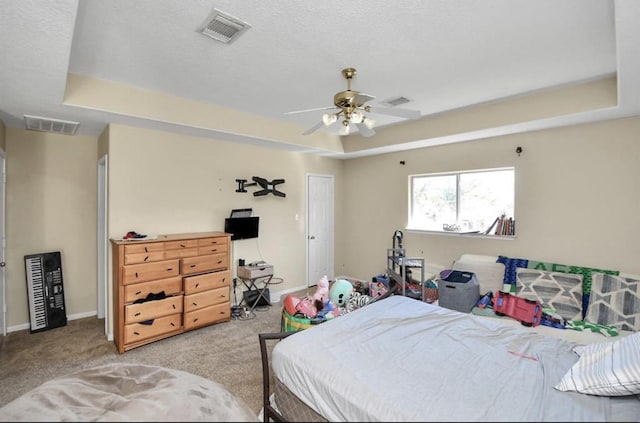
[516,268,582,320]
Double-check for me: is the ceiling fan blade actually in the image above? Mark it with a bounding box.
[285,106,336,115]
[355,92,375,105]
[355,122,376,137]
[367,105,421,120]
[302,121,325,136]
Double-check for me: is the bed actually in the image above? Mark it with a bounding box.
[0,363,258,422]
[259,295,640,422]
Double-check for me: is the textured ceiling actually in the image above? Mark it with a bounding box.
[1,0,639,157]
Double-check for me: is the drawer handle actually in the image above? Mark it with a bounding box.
[144,256,149,262]
[135,290,142,295]
[144,247,148,252]
[167,267,174,271]
[192,302,198,306]
[172,304,176,309]
[212,248,218,252]
[219,294,225,298]
[180,244,186,248]
[219,311,225,315]
[195,282,200,288]
[135,312,141,317]
[134,331,140,335]
[217,260,223,264]
[222,277,226,283]
[170,322,175,327]
[193,318,199,323]
[135,272,139,278]
[190,264,196,268]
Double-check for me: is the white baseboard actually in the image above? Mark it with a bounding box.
[268,284,309,304]
[7,310,98,334]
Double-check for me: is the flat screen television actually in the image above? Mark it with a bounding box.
[224,217,259,240]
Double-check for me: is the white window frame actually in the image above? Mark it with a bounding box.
[407,167,515,236]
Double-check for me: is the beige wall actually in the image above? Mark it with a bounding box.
[6,128,97,328]
[104,124,344,335]
[339,116,640,281]
[5,115,640,332]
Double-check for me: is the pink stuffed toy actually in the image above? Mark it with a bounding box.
[312,275,330,307]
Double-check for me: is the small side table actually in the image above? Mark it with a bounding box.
[237,275,283,318]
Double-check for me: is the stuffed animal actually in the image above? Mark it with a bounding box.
[330,279,354,308]
[283,294,319,318]
[312,275,330,310]
[296,297,318,318]
[283,294,301,316]
[316,299,340,319]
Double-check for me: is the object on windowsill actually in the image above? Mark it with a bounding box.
[493,214,515,236]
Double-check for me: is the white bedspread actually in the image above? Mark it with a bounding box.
[272,295,640,422]
[0,363,258,422]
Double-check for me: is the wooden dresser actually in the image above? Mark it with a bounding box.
[111,232,232,353]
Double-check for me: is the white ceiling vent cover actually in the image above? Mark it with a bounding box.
[198,9,251,44]
[381,96,413,107]
[24,115,80,135]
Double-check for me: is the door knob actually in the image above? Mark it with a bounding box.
[309,235,315,240]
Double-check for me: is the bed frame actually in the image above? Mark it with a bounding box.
[259,331,291,422]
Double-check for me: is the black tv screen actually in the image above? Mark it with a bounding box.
[224,217,259,240]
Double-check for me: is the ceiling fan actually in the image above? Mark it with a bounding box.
[286,67,421,137]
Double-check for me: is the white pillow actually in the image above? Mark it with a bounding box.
[451,260,505,294]
[555,331,640,396]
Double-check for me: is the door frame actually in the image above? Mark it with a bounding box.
[0,149,5,336]
[305,173,334,287]
[97,155,109,338]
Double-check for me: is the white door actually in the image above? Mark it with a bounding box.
[0,150,6,336]
[306,174,334,287]
[97,156,108,337]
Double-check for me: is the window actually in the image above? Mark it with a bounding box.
[408,167,514,234]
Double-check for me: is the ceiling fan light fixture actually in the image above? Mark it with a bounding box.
[322,113,337,126]
[339,121,350,135]
[350,110,364,124]
[363,117,375,129]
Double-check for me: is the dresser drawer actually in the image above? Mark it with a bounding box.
[164,239,198,259]
[124,243,165,255]
[125,295,183,324]
[184,271,230,295]
[184,303,230,330]
[124,313,182,344]
[123,259,180,285]
[184,286,230,313]
[124,276,182,303]
[124,242,165,265]
[165,239,198,250]
[181,253,227,275]
[164,248,198,259]
[198,243,228,255]
[198,237,228,247]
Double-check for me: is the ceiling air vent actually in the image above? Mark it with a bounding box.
[381,96,413,107]
[24,115,80,135]
[197,9,251,44]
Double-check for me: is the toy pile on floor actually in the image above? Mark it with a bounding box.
[282,276,374,328]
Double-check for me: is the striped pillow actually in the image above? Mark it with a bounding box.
[555,332,640,396]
